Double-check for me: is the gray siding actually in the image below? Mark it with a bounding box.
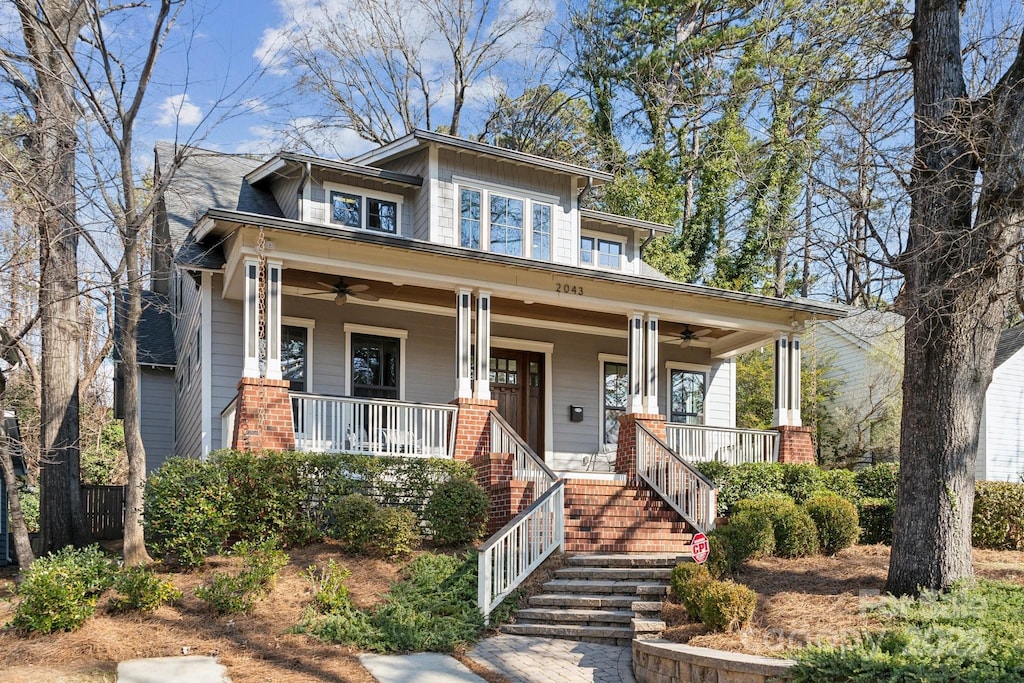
[140,368,175,471]
[271,174,302,220]
[983,352,1024,481]
[174,271,203,456]
[210,273,243,450]
[375,149,431,241]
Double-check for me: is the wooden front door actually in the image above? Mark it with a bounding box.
[490,348,545,454]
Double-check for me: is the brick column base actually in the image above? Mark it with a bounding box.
[777,425,816,464]
[615,413,667,481]
[469,451,535,534]
[450,398,498,462]
[232,377,294,451]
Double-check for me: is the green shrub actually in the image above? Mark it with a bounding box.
[818,468,860,501]
[781,464,826,503]
[804,494,860,554]
[9,545,117,633]
[704,533,731,579]
[110,567,182,613]
[694,460,729,486]
[698,580,757,632]
[718,510,776,567]
[715,463,786,512]
[305,560,353,615]
[145,457,234,567]
[17,488,40,533]
[371,507,420,559]
[857,497,895,545]
[195,540,289,615]
[972,481,1024,550]
[732,493,798,517]
[670,561,712,616]
[423,478,489,546]
[773,507,820,558]
[330,494,381,553]
[854,463,899,500]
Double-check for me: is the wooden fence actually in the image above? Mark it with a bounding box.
[81,485,126,540]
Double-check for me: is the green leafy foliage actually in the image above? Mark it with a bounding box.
[305,560,353,615]
[145,458,234,567]
[972,481,1024,551]
[854,463,899,500]
[772,506,820,558]
[698,580,757,632]
[16,488,39,533]
[818,468,860,502]
[857,497,895,545]
[715,463,787,512]
[371,507,420,559]
[80,414,127,485]
[792,580,1024,682]
[110,566,182,613]
[669,561,713,615]
[804,494,859,554]
[330,494,381,553]
[297,553,485,652]
[423,478,489,546]
[735,347,838,435]
[9,545,117,633]
[195,540,289,615]
[718,509,776,567]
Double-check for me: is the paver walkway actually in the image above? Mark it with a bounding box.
[467,635,636,683]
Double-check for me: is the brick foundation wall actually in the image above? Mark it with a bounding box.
[450,398,497,462]
[777,425,815,464]
[615,413,667,480]
[231,377,294,451]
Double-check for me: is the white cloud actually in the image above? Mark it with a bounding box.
[154,94,203,127]
[232,118,376,159]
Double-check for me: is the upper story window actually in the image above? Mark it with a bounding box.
[457,179,555,261]
[581,235,623,270]
[326,183,400,234]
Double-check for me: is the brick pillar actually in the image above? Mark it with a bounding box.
[232,377,295,451]
[615,413,667,481]
[450,398,498,462]
[777,425,816,464]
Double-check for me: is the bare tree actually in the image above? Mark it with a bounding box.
[886,0,1024,595]
[272,0,553,146]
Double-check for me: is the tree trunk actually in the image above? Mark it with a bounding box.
[0,415,34,570]
[886,0,1024,595]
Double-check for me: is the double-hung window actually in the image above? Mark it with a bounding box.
[327,184,401,234]
[457,180,554,261]
[580,235,623,270]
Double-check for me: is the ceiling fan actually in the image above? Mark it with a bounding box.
[668,324,714,347]
[312,278,380,306]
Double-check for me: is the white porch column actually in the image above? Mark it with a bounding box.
[788,334,802,426]
[264,260,283,380]
[455,287,473,399]
[474,290,492,400]
[773,334,790,427]
[627,312,645,414]
[644,314,659,414]
[242,257,260,378]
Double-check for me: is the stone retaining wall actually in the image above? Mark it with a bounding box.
[633,639,795,683]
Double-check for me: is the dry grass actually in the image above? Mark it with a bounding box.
[663,544,1024,657]
[0,542,403,683]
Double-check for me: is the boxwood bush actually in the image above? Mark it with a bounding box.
[423,477,489,546]
[972,481,1024,551]
[804,494,859,554]
[667,560,756,632]
[857,497,895,545]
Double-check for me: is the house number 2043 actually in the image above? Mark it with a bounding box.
[556,283,584,295]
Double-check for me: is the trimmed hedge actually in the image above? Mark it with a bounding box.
[805,494,860,554]
[972,481,1024,551]
[857,497,895,545]
[698,462,869,514]
[667,560,756,632]
[423,478,489,546]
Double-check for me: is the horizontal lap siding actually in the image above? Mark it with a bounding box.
[211,272,243,450]
[140,368,175,471]
[174,273,202,457]
[984,355,1024,481]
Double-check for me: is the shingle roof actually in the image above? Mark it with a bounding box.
[155,142,283,250]
[995,325,1024,368]
[113,290,176,367]
[174,234,227,270]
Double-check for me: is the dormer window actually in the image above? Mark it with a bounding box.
[581,235,623,270]
[456,178,555,261]
[326,183,401,234]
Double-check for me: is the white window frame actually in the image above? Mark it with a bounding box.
[665,361,710,425]
[581,231,626,271]
[453,175,557,261]
[323,181,404,235]
[343,323,408,400]
[282,316,316,393]
[598,353,629,445]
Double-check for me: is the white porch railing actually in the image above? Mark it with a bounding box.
[290,393,457,457]
[636,422,717,533]
[490,411,559,501]
[478,480,564,623]
[479,409,562,623]
[664,423,779,465]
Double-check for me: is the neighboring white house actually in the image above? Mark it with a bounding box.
[810,306,1024,481]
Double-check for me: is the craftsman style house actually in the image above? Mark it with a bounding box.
[125,131,844,618]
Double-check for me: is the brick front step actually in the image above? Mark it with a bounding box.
[565,554,687,568]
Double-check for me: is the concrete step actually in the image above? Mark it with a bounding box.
[553,567,673,581]
[542,579,669,595]
[565,554,687,568]
[630,600,664,615]
[502,622,634,645]
[514,608,633,625]
[528,593,636,609]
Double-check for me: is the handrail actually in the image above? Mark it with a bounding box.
[664,422,779,465]
[478,479,565,623]
[635,422,717,533]
[290,393,457,457]
[489,409,557,499]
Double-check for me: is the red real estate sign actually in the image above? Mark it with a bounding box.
[691,532,710,564]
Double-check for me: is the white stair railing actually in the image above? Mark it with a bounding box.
[664,423,779,465]
[636,422,717,533]
[290,393,457,457]
[478,410,562,623]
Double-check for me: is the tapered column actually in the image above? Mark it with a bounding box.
[243,258,260,378]
[644,314,659,414]
[455,288,473,399]
[265,260,283,380]
[788,334,802,426]
[773,334,789,427]
[474,290,492,400]
[627,312,645,414]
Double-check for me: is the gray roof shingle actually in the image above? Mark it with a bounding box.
[114,290,176,367]
[995,325,1024,368]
